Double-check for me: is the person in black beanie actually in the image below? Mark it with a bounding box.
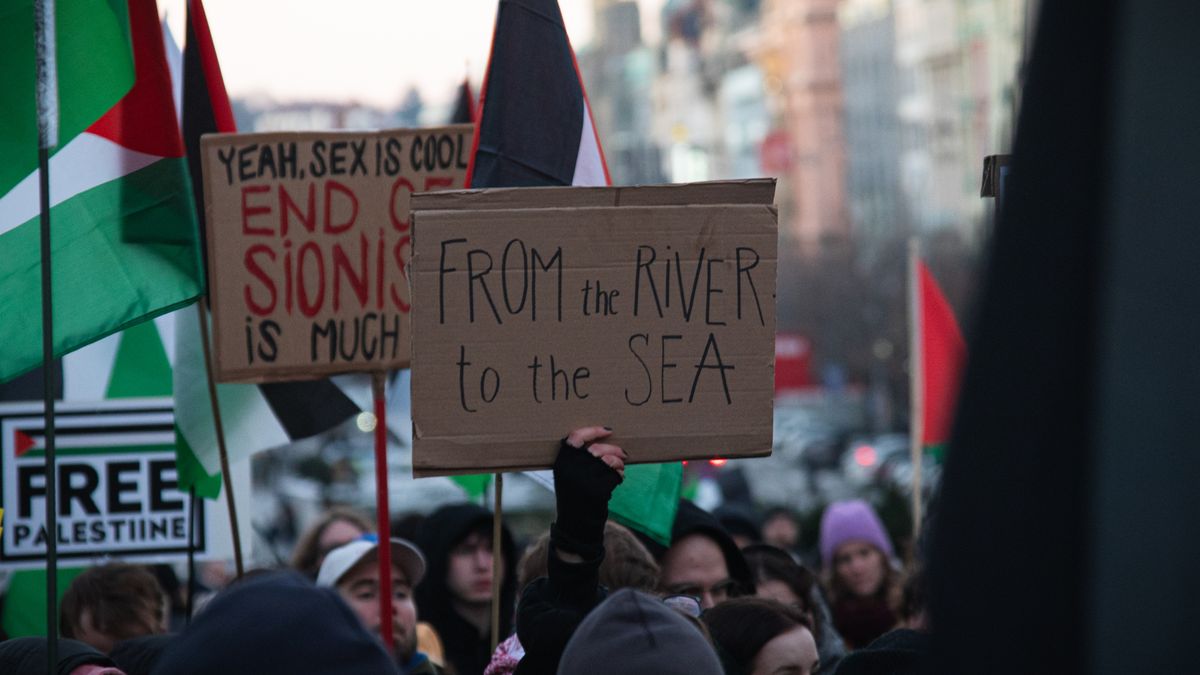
[150,571,399,675]
[513,425,628,675]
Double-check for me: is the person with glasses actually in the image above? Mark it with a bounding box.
[653,500,757,610]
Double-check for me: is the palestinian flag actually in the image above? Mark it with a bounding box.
[912,258,966,460]
[172,0,359,497]
[466,0,609,188]
[467,0,679,544]
[0,0,202,383]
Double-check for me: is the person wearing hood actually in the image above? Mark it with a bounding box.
[556,588,723,675]
[317,535,441,674]
[416,503,517,675]
[151,571,399,675]
[818,499,900,649]
[637,500,756,609]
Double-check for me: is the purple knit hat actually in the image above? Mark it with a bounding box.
[819,499,895,568]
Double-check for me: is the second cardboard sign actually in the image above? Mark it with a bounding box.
[409,179,778,476]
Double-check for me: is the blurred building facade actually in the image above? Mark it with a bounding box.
[574,0,1029,400]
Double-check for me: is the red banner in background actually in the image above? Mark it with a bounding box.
[775,333,815,393]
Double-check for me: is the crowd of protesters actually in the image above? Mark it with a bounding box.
[0,426,929,675]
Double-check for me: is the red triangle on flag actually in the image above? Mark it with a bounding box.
[14,430,37,457]
[86,0,186,159]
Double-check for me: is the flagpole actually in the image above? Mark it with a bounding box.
[186,485,197,623]
[370,372,395,654]
[34,0,60,668]
[908,238,925,549]
[491,472,503,651]
[195,302,244,577]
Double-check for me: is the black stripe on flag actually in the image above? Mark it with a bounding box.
[182,2,223,279]
[471,0,585,187]
[259,380,361,440]
[181,1,361,441]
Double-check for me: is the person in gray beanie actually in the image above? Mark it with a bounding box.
[556,588,723,675]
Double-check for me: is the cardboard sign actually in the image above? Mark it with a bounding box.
[0,399,215,567]
[200,125,473,383]
[409,180,778,476]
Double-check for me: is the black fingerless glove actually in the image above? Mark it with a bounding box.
[551,437,622,559]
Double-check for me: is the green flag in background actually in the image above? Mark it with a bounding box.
[452,474,493,500]
[609,463,683,546]
[0,0,134,192]
[0,0,202,383]
[527,462,683,547]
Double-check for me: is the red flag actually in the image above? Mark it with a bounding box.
[916,260,966,453]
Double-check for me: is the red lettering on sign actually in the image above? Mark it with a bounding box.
[324,180,358,234]
[333,235,369,311]
[279,183,316,237]
[241,185,273,235]
[244,244,277,315]
[389,177,415,232]
[297,242,326,317]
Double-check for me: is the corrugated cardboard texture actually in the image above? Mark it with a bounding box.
[199,125,472,382]
[409,178,776,212]
[410,188,778,476]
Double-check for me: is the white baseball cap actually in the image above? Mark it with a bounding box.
[316,536,426,589]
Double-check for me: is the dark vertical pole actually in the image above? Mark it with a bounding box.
[490,473,503,650]
[34,0,59,669]
[196,302,244,577]
[186,486,197,623]
[38,143,58,670]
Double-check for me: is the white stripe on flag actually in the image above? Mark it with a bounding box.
[161,19,184,132]
[0,132,162,236]
[174,307,289,476]
[572,102,607,187]
[62,334,120,401]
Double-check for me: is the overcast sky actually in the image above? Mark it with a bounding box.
[160,0,664,108]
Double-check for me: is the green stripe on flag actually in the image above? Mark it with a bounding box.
[0,568,84,637]
[175,427,223,499]
[0,157,203,382]
[925,442,948,464]
[609,462,682,546]
[106,320,172,398]
[0,0,133,194]
[22,443,175,459]
[452,473,492,499]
